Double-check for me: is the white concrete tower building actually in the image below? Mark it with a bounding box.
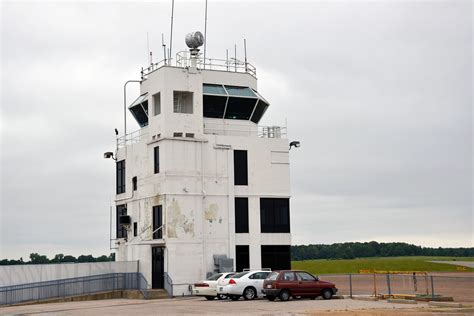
[112,33,292,295]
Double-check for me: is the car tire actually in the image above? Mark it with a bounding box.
[322,289,333,300]
[267,295,276,301]
[205,296,215,300]
[243,287,257,300]
[279,290,290,301]
[230,295,240,301]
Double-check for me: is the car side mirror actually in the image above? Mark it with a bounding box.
[315,277,320,281]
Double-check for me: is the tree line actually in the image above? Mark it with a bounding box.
[0,253,115,265]
[291,242,474,261]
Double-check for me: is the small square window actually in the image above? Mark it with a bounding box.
[173,132,183,137]
[185,133,194,138]
[153,93,161,116]
[173,91,193,114]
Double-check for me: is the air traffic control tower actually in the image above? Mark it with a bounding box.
[110,32,294,295]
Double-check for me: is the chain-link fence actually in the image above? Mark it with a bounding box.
[319,274,474,302]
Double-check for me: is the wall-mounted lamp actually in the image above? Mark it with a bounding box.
[103,152,117,160]
[289,140,301,150]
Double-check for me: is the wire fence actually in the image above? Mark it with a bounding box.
[319,274,474,302]
[0,272,149,306]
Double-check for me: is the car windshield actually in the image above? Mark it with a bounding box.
[267,272,279,281]
[231,271,249,279]
[206,273,223,281]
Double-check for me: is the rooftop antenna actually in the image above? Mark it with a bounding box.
[169,0,175,65]
[147,32,151,65]
[244,38,248,72]
[203,0,208,69]
[162,33,167,65]
[234,43,237,72]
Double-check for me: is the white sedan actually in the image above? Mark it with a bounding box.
[217,270,272,300]
[192,272,236,300]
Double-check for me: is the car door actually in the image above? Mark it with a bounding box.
[280,271,299,295]
[248,272,270,296]
[296,271,318,296]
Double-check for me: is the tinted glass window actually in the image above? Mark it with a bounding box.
[234,150,248,185]
[154,146,160,174]
[260,198,290,233]
[206,273,223,281]
[133,222,137,237]
[129,100,149,127]
[261,245,291,271]
[153,205,162,239]
[224,273,236,279]
[203,95,227,118]
[224,85,256,97]
[203,84,226,95]
[235,197,249,233]
[224,97,257,120]
[282,272,296,281]
[296,272,316,281]
[250,99,269,124]
[236,245,249,272]
[116,160,126,194]
[116,204,127,239]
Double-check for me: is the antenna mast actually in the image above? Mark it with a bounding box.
[162,33,167,65]
[147,32,151,65]
[203,0,208,69]
[244,38,248,72]
[169,0,175,64]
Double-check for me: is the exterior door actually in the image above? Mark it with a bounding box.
[152,247,164,289]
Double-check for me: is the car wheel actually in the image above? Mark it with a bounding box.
[217,294,227,300]
[279,290,290,301]
[230,295,240,301]
[322,289,333,300]
[243,287,257,300]
[205,296,215,300]
[267,295,276,301]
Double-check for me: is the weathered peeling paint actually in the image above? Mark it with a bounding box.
[167,198,195,238]
[205,203,218,223]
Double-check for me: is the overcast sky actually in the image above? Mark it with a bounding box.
[1,0,472,260]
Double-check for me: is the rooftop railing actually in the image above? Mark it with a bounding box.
[141,51,256,80]
[117,128,148,148]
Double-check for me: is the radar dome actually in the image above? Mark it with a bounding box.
[185,31,204,49]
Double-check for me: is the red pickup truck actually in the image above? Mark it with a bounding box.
[262,270,337,301]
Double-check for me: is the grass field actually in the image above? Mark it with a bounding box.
[292,256,474,274]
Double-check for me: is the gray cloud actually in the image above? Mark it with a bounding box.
[1,0,472,259]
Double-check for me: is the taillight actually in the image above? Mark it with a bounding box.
[229,279,236,285]
[194,283,209,287]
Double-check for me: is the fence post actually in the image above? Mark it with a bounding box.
[386,274,391,296]
[431,276,435,300]
[349,274,353,298]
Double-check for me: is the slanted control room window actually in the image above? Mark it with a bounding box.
[260,198,290,233]
[173,91,193,114]
[116,160,126,194]
[233,150,248,185]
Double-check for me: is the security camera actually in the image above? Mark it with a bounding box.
[104,152,115,159]
[289,141,301,150]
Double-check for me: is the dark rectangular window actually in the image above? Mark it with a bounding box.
[132,176,137,191]
[116,204,127,239]
[154,147,160,174]
[260,198,290,233]
[233,150,248,185]
[261,245,291,271]
[236,245,250,272]
[235,197,249,233]
[133,222,137,237]
[116,160,126,194]
[153,205,163,239]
